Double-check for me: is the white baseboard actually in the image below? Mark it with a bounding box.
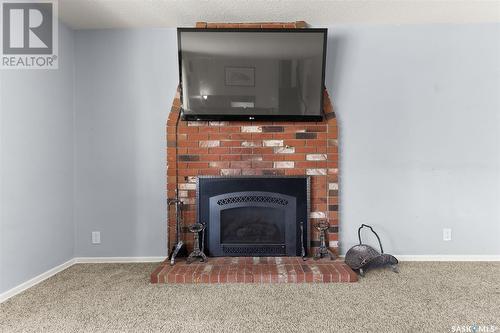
[74,256,165,263]
[394,255,500,262]
[0,258,76,303]
[338,255,500,261]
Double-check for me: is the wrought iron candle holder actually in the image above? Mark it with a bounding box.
[186,223,207,264]
[313,220,336,260]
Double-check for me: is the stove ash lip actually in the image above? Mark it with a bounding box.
[196,176,310,257]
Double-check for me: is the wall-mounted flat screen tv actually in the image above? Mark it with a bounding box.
[177,28,327,121]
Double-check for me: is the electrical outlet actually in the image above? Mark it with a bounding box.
[92,231,101,244]
[443,228,452,241]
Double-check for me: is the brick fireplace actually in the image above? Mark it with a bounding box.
[166,86,338,255]
[151,21,353,284]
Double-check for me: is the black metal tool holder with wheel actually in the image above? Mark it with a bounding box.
[187,223,207,264]
[313,220,336,260]
[168,194,186,266]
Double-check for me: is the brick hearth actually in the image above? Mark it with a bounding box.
[151,258,357,284]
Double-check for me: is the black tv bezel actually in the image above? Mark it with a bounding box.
[177,27,327,122]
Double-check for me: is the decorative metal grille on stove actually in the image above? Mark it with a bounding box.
[216,195,289,206]
[222,245,285,255]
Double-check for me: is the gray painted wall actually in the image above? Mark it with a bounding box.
[327,23,500,255]
[0,23,75,294]
[73,23,499,257]
[74,29,178,257]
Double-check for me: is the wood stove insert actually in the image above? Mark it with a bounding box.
[197,176,309,257]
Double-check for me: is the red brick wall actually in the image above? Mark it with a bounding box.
[166,22,338,256]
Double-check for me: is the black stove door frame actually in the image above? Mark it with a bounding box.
[196,176,310,257]
[208,191,296,256]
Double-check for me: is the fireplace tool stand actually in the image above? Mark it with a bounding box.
[314,220,336,260]
[168,195,186,266]
[187,222,207,264]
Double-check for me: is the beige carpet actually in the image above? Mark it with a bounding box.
[1,262,499,332]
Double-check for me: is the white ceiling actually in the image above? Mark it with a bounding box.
[59,0,500,29]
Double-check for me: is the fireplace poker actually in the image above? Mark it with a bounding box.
[168,193,187,266]
[300,221,307,261]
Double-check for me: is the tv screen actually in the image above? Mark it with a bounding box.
[178,28,327,121]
